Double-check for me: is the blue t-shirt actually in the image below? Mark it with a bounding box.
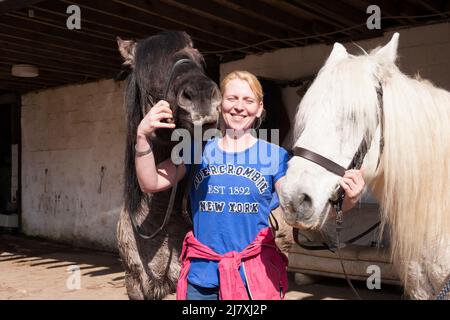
[184,137,289,288]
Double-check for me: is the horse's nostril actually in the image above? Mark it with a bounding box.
[288,193,312,214]
[300,193,312,205]
[182,90,192,101]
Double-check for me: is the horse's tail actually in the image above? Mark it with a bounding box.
[123,72,144,215]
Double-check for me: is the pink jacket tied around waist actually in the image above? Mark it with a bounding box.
[176,227,289,300]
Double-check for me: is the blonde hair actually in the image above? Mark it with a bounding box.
[220,70,264,102]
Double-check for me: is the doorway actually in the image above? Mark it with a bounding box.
[0,94,20,230]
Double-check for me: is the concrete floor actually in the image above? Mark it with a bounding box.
[0,233,403,300]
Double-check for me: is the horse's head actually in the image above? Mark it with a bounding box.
[118,31,221,137]
[280,33,401,230]
[119,31,221,215]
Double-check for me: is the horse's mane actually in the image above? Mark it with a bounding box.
[376,66,450,291]
[294,54,381,146]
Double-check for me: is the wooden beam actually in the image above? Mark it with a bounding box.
[161,0,298,49]
[107,0,273,52]
[0,15,118,52]
[34,0,228,53]
[0,29,120,62]
[61,0,259,54]
[215,0,333,44]
[6,11,120,45]
[265,0,352,34]
[0,0,44,14]
[0,40,120,70]
[0,48,118,76]
[409,0,445,15]
[292,0,365,29]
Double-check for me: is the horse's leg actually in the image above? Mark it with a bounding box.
[139,214,189,299]
[117,192,190,300]
[404,260,434,299]
[123,268,145,300]
[402,241,450,299]
[117,207,149,300]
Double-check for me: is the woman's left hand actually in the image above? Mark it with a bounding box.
[339,168,365,212]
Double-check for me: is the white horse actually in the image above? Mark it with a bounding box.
[279,33,450,299]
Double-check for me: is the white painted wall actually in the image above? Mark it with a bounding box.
[21,79,126,251]
[221,22,450,148]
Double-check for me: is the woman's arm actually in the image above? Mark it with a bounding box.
[135,100,186,193]
[135,136,186,193]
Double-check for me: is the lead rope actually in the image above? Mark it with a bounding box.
[435,276,450,300]
[334,196,363,300]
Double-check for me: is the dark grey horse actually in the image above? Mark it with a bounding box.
[116,31,221,300]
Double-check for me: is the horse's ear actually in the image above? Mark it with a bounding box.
[325,42,348,65]
[375,32,399,63]
[117,37,136,67]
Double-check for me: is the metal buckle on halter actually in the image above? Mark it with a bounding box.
[335,209,344,227]
[332,194,345,229]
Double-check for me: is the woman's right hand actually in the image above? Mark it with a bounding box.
[136,100,175,137]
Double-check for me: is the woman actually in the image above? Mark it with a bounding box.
[134,71,365,300]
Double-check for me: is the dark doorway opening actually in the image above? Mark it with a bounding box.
[0,94,20,231]
[0,104,12,211]
[258,78,290,146]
